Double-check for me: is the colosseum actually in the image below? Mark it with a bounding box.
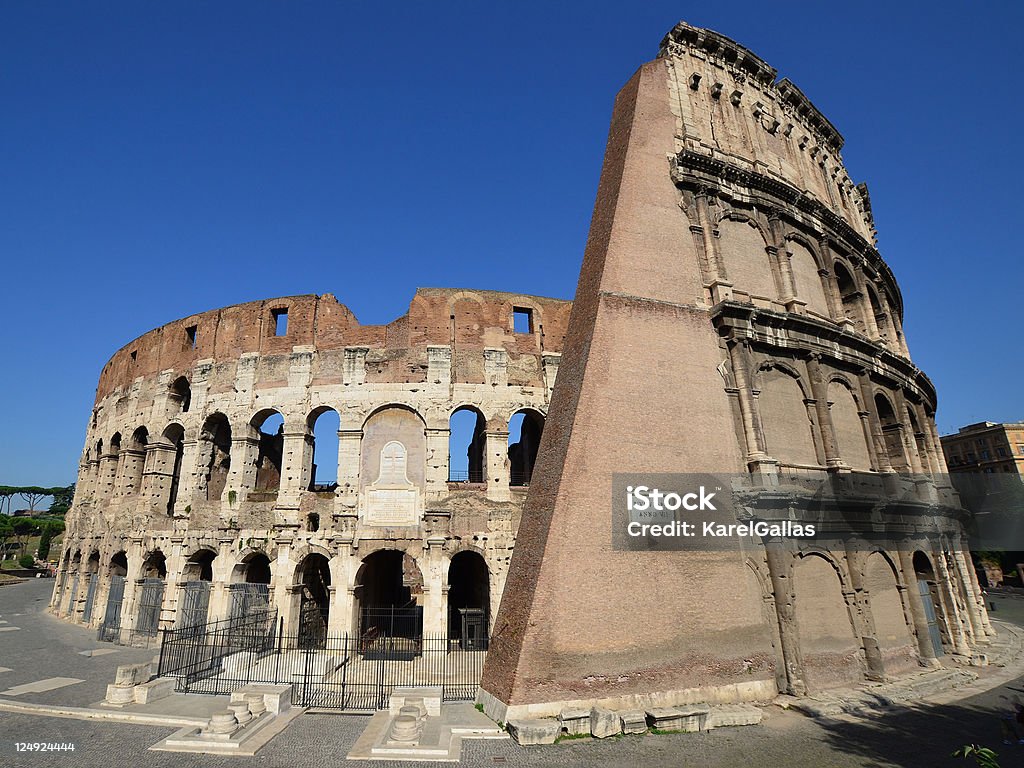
[52,20,992,720]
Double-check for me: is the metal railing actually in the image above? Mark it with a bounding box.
[157,614,486,712]
[447,469,485,483]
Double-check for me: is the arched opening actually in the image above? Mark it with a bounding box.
[874,393,909,471]
[97,551,129,643]
[793,554,862,689]
[912,551,946,657]
[865,552,916,675]
[180,550,215,628]
[788,239,829,316]
[905,406,926,472]
[447,551,490,649]
[508,410,544,486]
[757,367,818,466]
[136,550,167,638]
[251,410,284,493]
[828,381,872,470]
[199,413,232,502]
[82,551,101,624]
[110,432,122,453]
[162,424,185,516]
[307,407,340,491]
[123,428,148,497]
[834,261,866,334]
[296,553,331,648]
[717,218,778,302]
[169,376,192,414]
[228,552,272,620]
[449,407,486,483]
[355,550,423,640]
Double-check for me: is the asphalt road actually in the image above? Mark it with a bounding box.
[4,579,1024,768]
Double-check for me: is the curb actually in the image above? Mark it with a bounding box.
[0,698,207,728]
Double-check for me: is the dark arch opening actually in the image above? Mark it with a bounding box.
[163,424,185,516]
[447,551,490,649]
[355,550,422,639]
[228,553,272,620]
[169,376,192,414]
[449,407,486,483]
[508,410,544,486]
[296,553,331,648]
[252,411,284,493]
[200,413,232,501]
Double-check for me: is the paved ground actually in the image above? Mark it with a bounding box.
[4,579,1024,767]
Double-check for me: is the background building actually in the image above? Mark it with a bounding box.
[942,422,1024,476]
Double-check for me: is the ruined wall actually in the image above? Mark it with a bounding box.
[55,288,571,640]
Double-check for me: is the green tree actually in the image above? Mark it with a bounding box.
[37,524,54,560]
[48,485,74,516]
[0,515,12,560]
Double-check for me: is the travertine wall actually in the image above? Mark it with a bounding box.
[52,288,570,641]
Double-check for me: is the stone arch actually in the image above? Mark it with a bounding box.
[755,362,818,466]
[198,412,232,502]
[168,376,191,415]
[354,548,423,639]
[361,405,426,491]
[786,236,830,316]
[306,406,340,490]
[827,378,872,470]
[294,551,332,647]
[793,551,862,689]
[449,405,487,483]
[503,296,544,336]
[227,550,273,620]
[833,259,867,333]
[250,409,285,493]
[508,408,545,486]
[447,550,490,648]
[864,550,916,675]
[716,215,779,302]
[874,392,909,471]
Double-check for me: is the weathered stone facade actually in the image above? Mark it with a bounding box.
[51,288,570,643]
[478,21,993,721]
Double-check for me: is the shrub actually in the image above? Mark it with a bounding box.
[18,554,35,569]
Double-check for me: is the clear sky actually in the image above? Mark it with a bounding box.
[2,1,1021,486]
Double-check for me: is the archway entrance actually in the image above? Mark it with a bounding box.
[296,554,331,648]
[98,552,128,642]
[355,550,422,640]
[447,551,489,649]
[913,551,945,657]
[179,550,216,628]
[229,552,272,620]
[136,550,167,639]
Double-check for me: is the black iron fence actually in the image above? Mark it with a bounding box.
[157,616,487,712]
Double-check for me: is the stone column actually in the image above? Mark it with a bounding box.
[424,427,450,502]
[844,548,885,679]
[727,340,769,464]
[118,539,146,640]
[226,435,259,507]
[896,549,939,664]
[485,430,511,503]
[764,542,806,695]
[693,188,733,303]
[806,355,844,468]
[336,430,362,513]
[933,548,971,656]
[421,538,448,636]
[172,438,200,514]
[950,544,989,641]
[328,544,356,637]
[162,537,186,628]
[852,263,881,340]
[273,537,295,638]
[276,428,311,521]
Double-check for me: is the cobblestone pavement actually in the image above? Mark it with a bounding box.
[4,580,1024,768]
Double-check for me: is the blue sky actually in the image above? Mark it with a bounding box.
[2,1,1021,486]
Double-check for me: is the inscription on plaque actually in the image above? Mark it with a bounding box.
[365,441,421,526]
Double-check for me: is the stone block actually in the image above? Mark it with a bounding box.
[104,683,135,707]
[676,703,711,732]
[706,704,762,729]
[646,707,684,730]
[230,684,291,715]
[113,663,152,687]
[590,707,621,738]
[558,707,590,735]
[619,710,647,734]
[389,686,442,717]
[508,718,560,746]
[133,676,175,704]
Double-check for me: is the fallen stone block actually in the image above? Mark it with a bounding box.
[507,718,560,745]
[558,707,589,735]
[706,703,762,728]
[620,709,647,734]
[230,684,291,715]
[590,707,621,738]
[134,676,175,704]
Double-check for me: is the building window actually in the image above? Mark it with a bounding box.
[998,447,1008,457]
[271,308,288,337]
[1018,444,1024,455]
[981,449,990,460]
[512,307,533,334]
[186,325,198,350]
